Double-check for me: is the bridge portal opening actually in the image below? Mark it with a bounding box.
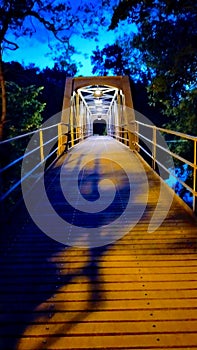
[93,119,107,136]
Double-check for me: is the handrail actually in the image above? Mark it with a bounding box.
[108,122,197,212]
[1,116,196,214]
[1,123,66,202]
[108,125,129,146]
[0,134,58,174]
[0,143,60,202]
[0,123,60,145]
[0,121,88,202]
[137,121,197,141]
[134,121,197,212]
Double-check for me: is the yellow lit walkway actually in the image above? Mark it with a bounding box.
[0,136,197,350]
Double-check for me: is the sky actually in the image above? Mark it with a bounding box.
[4,29,116,76]
[3,1,134,76]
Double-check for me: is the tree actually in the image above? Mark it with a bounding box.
[0,80,45,167]
[5,82,45,136]
[0,81,46,209]
[0,0,90,140]
[109,0,197,136]
[3,60,78,121]
[91,43,129,76]
[91,36,148,82]
[108,0,197,204]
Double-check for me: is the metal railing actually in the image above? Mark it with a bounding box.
[134,121,197,212]
[0,122,88,203]
[109,120,197,212]
[1,118,196,213]
[108,126,130,146]
[108,121,197,212]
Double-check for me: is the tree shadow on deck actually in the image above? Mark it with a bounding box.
[0,216,108,349]
[0,139,148,349]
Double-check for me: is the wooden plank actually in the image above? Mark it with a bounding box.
[1,320,197,337]
[1,256,197,266]
[1,273,197,285]
[0,288,197,302]
[1,308,197,324]
[1,298,197,314]
[0,281,196,293]
[12,333,197,349]
[1,265,197,276]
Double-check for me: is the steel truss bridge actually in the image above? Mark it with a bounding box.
[0,76,197,350]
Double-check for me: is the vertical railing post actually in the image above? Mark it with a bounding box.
[152,126,157,170]
[193,139,197,212]
[84,101,86,138]
[80,101,84,140]
[57,123,63,156]
[128,121,136,151]
[135,121,139,151]
[70,103,74,147]
[76,93,80,142]
[39,128,44,162]
[86,108,89,137]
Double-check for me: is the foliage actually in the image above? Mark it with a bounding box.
[1,80,45,166]
[5,82,45,137]
[0,0,114,59]
[91,43,129,76]
[0,0,99,139]
[0,0,82,50]
[0,80,46,210]
[91,36,148,82]
[108,0,197,136]
[106,0,197,205]
[3,61,77,121]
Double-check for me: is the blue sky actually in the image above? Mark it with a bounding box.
[3,1,137,76]
[4,30,116,76]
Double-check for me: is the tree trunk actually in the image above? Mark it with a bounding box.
[0,48,5,220]
[0,48,6,141]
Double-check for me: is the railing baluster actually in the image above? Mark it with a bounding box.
[57,123,63,156]
[0,114,196,215]
[70,103,74,147]
[152,126,157,170]
[0,123,60,201]
[134,120,197,212]
[39,128,44,162]
[193,139,197,212]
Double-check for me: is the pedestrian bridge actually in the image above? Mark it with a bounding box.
[0,76,197,349]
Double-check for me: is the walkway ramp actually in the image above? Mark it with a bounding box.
[0,136,197,350]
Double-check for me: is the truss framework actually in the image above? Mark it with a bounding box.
[77,85,119,119]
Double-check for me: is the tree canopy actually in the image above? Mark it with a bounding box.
[1,0,197,139]
[0,0,103,139]
[108,0,197,134]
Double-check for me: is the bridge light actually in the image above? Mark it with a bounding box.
[93,88,103,98]
[95,99,102,105]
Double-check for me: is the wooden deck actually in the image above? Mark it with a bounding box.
[0,136,197,350]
